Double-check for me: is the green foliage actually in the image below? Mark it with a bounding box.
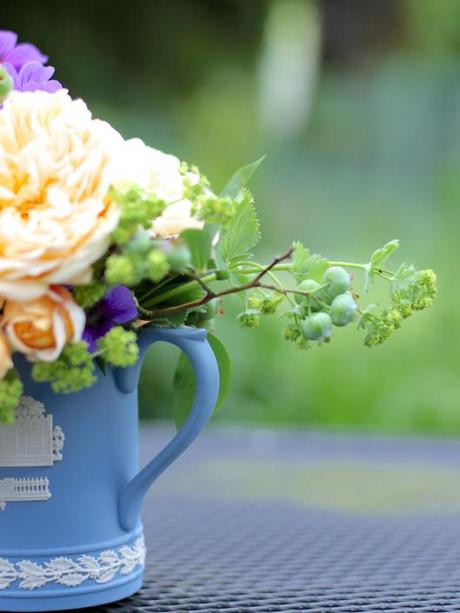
[172,332,232,428]
[0,371,23,424]
[291,241,328,281]
[218,192,261,264]
[180,228,213,271]
[370,240,400,269]
[220,156,265,199]
[98,327,139,367]
[32,342,96,394]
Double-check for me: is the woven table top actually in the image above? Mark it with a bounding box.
[94,426,460,612]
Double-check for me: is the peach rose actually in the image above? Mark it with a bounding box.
[0,331,13,379]
[2,286,85,362]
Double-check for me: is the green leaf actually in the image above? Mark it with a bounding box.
[218,194,261,264]
[291,241,310,277]
[370,240,399,269]
[291,242,328,281]
[172,333,232,429]
[180,228,213,271]
[220,156,265,199]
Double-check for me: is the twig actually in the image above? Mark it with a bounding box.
[141,247,294,318]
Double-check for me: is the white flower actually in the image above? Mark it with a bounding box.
[113,138,204,238]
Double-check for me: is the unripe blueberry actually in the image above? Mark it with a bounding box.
[330,293,357,327]
[323,267,350,300]
[295,279,322,305]
[301,312,332,342]
[167,246,191,271]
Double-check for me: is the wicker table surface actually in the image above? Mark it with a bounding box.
[93,426,460,612]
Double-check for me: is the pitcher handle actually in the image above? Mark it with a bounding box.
[117,327,219,531]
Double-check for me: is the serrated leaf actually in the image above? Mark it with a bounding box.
[220,156,265,199]
[218,196,261,264]
[370,239,399,269]
[180,228,213,271]
[291,241,311,276]
[172,333,232,429]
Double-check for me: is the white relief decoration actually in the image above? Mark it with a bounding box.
[0,538,146,590]
[0,478,50,511]
[0,396,65,467]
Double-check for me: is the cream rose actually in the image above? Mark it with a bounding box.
[0,90,123,301]
[2,286,85,362]
[0,331,13,379]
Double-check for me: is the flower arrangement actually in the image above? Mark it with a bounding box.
[0,32,437,424]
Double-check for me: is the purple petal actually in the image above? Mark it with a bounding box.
[103,286,138,324]
[0,31,17,61]
[4,42,47,69]
[13,61,62,93]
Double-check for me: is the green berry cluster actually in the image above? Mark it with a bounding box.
[32,342,97,394]
[286,266,358,347]
[0,372,23,424]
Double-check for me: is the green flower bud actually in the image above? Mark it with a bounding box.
[147,250,170,282]
[301,312,332,342]
[0,67,13,104]
[105,255,139,286]
[238,309,261,328]
[330,293,357,327]
[323,266,351,300]
[397,302,413,319]
[284,323,301,342]
[247,296,263,310]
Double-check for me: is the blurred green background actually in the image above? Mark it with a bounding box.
[4,0,458,433]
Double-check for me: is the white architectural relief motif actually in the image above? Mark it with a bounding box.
[0,478,50,510]
[0,396,65,467]
[0,538,146,590]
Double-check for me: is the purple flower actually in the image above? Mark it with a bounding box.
[0,31,61,94]
[83,286,138,352]
[0,30,47,69]
[5,61,62,93]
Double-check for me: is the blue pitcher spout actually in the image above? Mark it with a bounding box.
[116,327,219,532]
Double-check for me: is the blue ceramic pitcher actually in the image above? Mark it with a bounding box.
[0,327,219,612]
